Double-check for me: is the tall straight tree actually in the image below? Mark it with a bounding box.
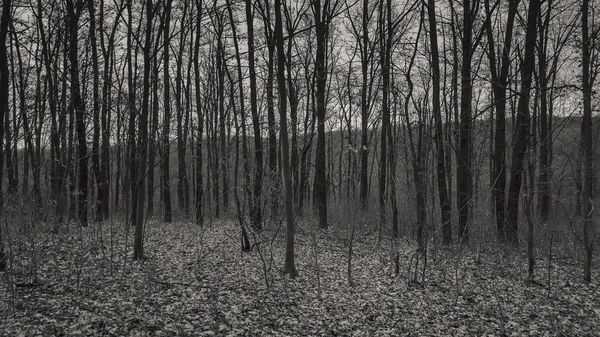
[246,0,264,229]
[194,0,204,226]
[88,0,105,222]
[312,0,333,229]
[257,0,278,215]
[275,0,296,276]
[484,0,519,242]
[37,0,66,223]
[457,0,476,242]
[162,0,173,223]
[66,0,88,227]
[356,0,375,208]
[134,0,153,260]
[176,0,190,215]
[427,0,452,244]
[581,0,594,283]
[0,0,11,272]
[505,0,541,245]
[378,0,391,240]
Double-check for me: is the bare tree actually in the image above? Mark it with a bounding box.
[134,0,154,260]
[426,0,452,244]
[275,0,297,276]
[246,0,264,229]
[66,0,88,227]
[0,0,11,272]
[484,0,519,242]
[506,0,541,245]
[162,0,173,223]
[581,0,594,283]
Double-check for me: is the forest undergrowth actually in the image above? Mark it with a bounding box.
[1,219,599,336]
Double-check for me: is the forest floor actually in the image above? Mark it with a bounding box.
[1,218,599,336]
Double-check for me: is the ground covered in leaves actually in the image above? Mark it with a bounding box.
[1,219,599,336]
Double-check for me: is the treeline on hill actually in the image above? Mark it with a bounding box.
[0,0,598,281]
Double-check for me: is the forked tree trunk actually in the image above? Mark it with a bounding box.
[506,0,541,245]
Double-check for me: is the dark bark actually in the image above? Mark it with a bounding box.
[88,0,105,222]
[245,0,264,229]
[134,0,153,260]
[484,0,519,242]
[427,0,452,244]
[67,0,88,227]
[176,0,190,216]
[378,0,390,240]
[275,0,296,277]
[537,0,551,222]
[127,0,137,225]
[194,0,204,226]
[506,0,541,245]
[0,0,11,271]
[581,0,594,283]
[359,0,370,208]
[313,0,329,229]
[457,0,475,243]
[147,59,159,216]
[162,0,173,222]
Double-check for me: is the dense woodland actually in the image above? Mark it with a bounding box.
[0,0,599,335]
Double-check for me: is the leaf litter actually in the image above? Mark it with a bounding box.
[1,220,599,336]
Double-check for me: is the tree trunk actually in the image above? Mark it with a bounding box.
[484,0,519,243]
[581,0,594,283]
[506,0,541,245]
[313,0,329,229]
[176,0,190,216]
[134,0,153,260]
[0,0,11,271]
[246,0,264,230]
[162,0,173,223]
[428,0,452,244]
[194,0,204,226]
[457,0,475,243]
[67,0,88,227]
[275,0,296,277]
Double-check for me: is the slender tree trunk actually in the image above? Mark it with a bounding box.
[176,0,190,216]
[147,60,159,216]
[244,0,264,229]
[0,0,11,272]
[194,0,204,226]
[134,0,153,260]
[127,0,137,226]
[88,0,104,222]
[275,0,296,276]
[506,0,541,245]
[162,0,173,222]
[359,0,370,209]
[457,0,474,243]
[67,0,88,227]
[537,1,551,222]
[484,0,519,242]
[427,0,452,244]
[313,0,328,229]
[581,0,594,283]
